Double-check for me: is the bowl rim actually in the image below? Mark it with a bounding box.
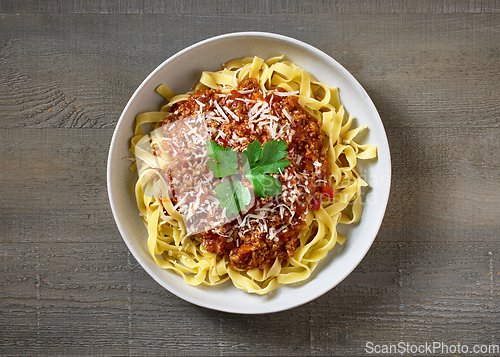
[107,31,391,314]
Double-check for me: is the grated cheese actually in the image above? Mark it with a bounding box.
[273,90,299,96]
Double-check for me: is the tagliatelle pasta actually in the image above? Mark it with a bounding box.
[129,56,377,294]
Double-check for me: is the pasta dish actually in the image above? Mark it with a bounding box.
[129,56,377,294]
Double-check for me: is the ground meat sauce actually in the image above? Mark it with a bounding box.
[161,78,331,270]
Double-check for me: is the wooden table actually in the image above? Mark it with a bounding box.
[1,1,499,355]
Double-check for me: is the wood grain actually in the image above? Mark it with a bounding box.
[0,4,499,356]
[1,0,499,14]
[0,129,115,244]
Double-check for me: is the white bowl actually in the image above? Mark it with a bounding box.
[107,32,391,314]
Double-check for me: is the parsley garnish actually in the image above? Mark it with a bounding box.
[214,180,252,218]
[206,139,291,217]
[206,141,239,177]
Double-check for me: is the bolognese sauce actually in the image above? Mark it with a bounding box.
[161,78,331,270]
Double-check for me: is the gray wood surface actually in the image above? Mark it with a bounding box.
[1,1,499,355]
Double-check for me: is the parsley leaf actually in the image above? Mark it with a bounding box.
[214,179,251,218]
[243,140,290,175]
[206,139,291,218]
[245,171,283,198]
[243,140,262,166]
[241,140,290,198]
[205,140,225,161]
[205,140,239,177]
